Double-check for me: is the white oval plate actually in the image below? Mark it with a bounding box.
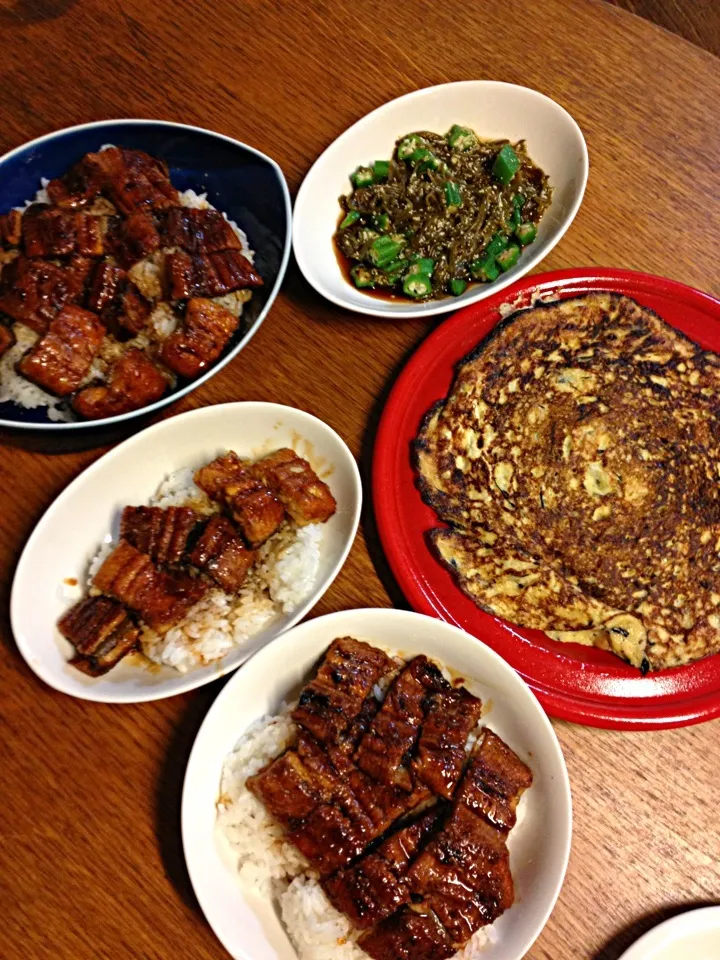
[182,608,572,960]
[618,907,720,960]
[293,81,588,319]
[11,402,361,702]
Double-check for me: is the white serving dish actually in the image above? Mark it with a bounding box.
[182,608,572,960]
[618,906,720,960]
[293,81,588,319]
[10,402,361,702]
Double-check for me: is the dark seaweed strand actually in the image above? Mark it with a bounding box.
[335,129,552,300]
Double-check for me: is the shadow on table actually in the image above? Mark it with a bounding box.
[593,899,720,960]
[154,677,230,919]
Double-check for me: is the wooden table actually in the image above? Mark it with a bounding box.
[1,2,719,958]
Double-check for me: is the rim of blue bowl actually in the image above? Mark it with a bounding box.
[0,119,292,432]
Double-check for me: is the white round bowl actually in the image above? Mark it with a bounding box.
[618,907,720,960]
[10,402,361,702]
[182,608,572,960]
[294,81,588,319]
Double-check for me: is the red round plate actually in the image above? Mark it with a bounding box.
[373,268,720,729]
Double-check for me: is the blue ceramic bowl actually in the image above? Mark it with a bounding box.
[0,120,291,431]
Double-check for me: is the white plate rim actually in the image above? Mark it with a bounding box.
[10,401,362,702]
[617,905,720,959]
[293,80,588,319]
[181,606,573,960]
[0,118,293,431]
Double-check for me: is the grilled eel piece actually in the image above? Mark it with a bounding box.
[247,731,431,877]
[158,207,242,255]
[0,255,91,334]
[106,211,161,268]
[17,304,105,396]
[58,596,139,676]
[252,448,337,526]
[406,730,532,945]
[165,249,262,299]
[120,506,201,567]
[411,685,483,799]
[87,262,151,338]
[354,656,451,791]
[194,451,285,547]
[160,297,240,379]
[72,348,168,420]
[47,147,178,214]
[292,637,395,746]
[359,907,455,960]
[322,807,444,930]
[92,539,206,632]
[187,515,257,593]
[21,205,106,258]
[120,507,257,593]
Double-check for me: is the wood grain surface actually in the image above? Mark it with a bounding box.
[609,0,720,56]
[1,2,719,959]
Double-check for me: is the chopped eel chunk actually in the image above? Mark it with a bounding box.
[253,448,337,526]
[194,451,285,547]
[0,256,83,334]
[165,249,263,299]
[57,595,139,677]
[246,749,331,827]
[188,515,257,592]
[87,262,124,313]
[411,686,483,798]
[408,804,514,944]
[288,803,369,877]
[359,907,455,960]
[355,656,450,790]
[72,348,167,419]
[0,209,22,247]
[193,450,249,500]
[21,207,105,258]
[297,733,430,838]
[17,304,104,396]
[92,539,206,632]
[292,637,394,745]
[160,297,239,379]
[87,262,151,337]
[325,853,408,930]
[107,210,161,267]
[91,147,178,215]
[454,729,532,833]
[322,808,443,929]
[0,324,16,358]
[120,506,201,567]
[46,153,106,208]
[158,207,242,254]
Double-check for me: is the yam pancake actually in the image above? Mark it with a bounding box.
[415,292,720,671]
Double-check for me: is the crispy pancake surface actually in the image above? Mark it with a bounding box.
[416,292,720,671]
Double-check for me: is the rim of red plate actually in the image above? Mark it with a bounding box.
[373,267,720,730]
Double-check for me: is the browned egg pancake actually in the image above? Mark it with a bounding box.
[415,292,720,672]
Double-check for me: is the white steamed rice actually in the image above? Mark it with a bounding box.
[87,465,323,673]
[217,675,502,960]
[0,153,255,421]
